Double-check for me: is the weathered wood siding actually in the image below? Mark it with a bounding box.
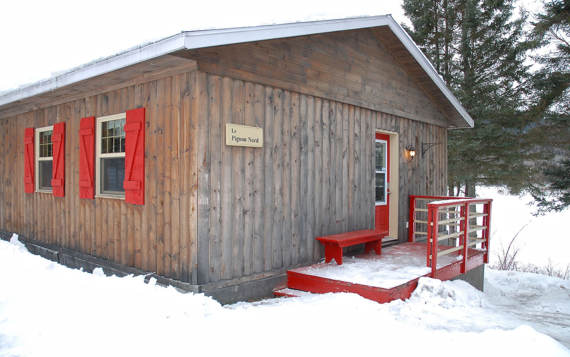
[195,73,447,284]
[183,28,450,128]
[0,28,449,287]
[0,71,199,284]
[374,113,448,240]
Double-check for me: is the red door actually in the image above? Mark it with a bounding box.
[375,133,390,233]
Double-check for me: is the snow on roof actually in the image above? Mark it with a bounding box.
[0,15,473,127]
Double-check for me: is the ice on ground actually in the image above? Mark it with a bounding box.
[1,237,568,357]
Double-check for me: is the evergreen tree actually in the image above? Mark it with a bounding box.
[527,0,570,212]
[403,0,537,196]
[531,159,570,213]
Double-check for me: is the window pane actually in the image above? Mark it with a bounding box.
[375,141,385,171]
[39,130,53,158]
[39,160,53,190]
[101,157,125,194]
[113,137,121,152]
[375,172,385,203]
[101,118,125,154]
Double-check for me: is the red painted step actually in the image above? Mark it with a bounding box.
[286,268,419,303]
[273,287,314,298]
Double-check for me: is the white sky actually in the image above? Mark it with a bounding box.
[0,0,408,92]
[0,0,543,93]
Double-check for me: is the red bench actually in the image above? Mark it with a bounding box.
[316,229,387,265]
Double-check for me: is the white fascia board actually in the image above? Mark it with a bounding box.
[0,15,473,127]
[384,20,474,127]
[0,33,186,108]
[182,15,393,49]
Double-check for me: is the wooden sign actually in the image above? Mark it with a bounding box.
[225,123,263,147]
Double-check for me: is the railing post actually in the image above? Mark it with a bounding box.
[409,196,416,242]
[427,204,439,278]
[461,202,469,274]
[483,201,491,263]
[426,203,432,268]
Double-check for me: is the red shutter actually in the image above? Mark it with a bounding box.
[124,107,145,205]
[79,117,95,199]
[51,122,65,197]
[24,128,35,193]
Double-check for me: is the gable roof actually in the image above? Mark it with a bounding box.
[0,15,473,128]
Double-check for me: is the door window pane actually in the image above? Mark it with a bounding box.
[375,141,385,170]
[375,172,385,202]
[375,140,387,204]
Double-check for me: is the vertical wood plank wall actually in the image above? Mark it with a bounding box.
[0,72,199,284]
[195,72,447,284]
[0,70,447,286]
[188,28,452,128]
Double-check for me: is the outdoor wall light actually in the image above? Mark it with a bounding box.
[421,142,442,158]
[406,145,416,161]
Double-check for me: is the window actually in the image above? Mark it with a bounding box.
[375,139,387,205]
[96,113,126,198]
[35,126,53,192]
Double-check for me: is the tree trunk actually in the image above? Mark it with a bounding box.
[465,181,476,197]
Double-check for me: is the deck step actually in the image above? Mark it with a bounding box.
[273,287,314,298]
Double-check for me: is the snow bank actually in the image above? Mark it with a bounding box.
[0,236,222,357]
[1,237,568,357]
[410,277,485,308]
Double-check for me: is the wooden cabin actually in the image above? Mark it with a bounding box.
[0,16,474,303]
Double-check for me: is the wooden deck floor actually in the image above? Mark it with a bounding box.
[274,242,485,303]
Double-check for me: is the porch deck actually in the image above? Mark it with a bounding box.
[274,242,486,303]
[274,196,492,303]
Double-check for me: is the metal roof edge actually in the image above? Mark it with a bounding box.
[0,33,187,108]
[182,15,393,49]
[384,18,474,128]
[0,15,473,127]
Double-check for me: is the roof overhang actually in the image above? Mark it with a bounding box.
[0,15,473,128]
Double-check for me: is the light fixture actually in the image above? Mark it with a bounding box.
[406,145,416,161]
[421,142,442,157]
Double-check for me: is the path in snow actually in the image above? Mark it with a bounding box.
[485,269,570,347]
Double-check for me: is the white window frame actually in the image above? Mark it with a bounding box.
[96,113,126,200]
[35,126,54,193]
[375,138,388,206]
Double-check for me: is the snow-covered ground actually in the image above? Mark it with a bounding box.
[1,234,568,357]
[478,186,570,270]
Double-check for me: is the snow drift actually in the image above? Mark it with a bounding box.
[1,235,568,357]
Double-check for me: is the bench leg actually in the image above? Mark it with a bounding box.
[364,241,382,256]
[325,244,343,265]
